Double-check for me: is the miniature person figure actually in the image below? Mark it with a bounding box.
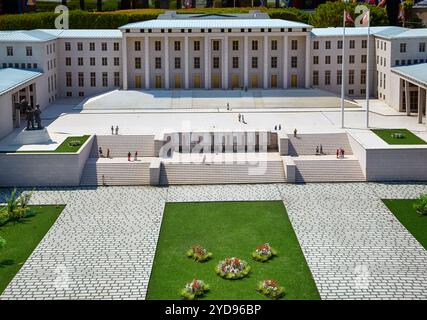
[316,146,319,155]
[293,128,297,137]
[336,149,340,159]
[275,125,277,131]
[115,126,119,135]
[279,124,281,130]
[238,113,241,122]
[34,104,42,129]
[320,144,323,155]
[26,104,35,130]
[99,147,103,158]
[134,151,138,161]
[107,148,110,159]
[102,174,105,186]
[342,148,345,158]
[111,125,114,135]
[128,151,131,162]
[227,103,230,111]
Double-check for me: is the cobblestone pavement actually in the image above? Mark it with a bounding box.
[1,183,426,300]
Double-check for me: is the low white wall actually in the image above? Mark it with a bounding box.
[0,93,13,141]
[0,136,94,187]
[347,133,367,177]
[366,148,427,181]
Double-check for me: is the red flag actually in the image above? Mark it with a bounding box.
[344,11,355,24]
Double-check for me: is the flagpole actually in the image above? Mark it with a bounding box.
[341,11,346,129]
[366,11,371,128]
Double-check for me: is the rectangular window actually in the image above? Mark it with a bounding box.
[77,42,83,51]
[361,55,367,63]
[102,72,108,87]
[400,43,406,53]
[337,40,343,49]
[337,70,342,85]
[361,69,366,85]
[78,72,84,87]
[66,72,72,87]
[349,70,355,85]
[313,56,319,65]
[65,42,71,51]
[102,57,107,66]
[78,57,83,66]
[271,57,278,69]
[383,74,386,89]
[325,41,331,50]
[114,57,120,66]
[291,56,297,68]
[325,71,331,85]
[291,40,298,50]
[232,57,239,69]
[420,42,426,53]
[155,41,161,51]
[114,42,120,51]
[252,40,258,51]
[325,56,331,64]
[114,72,120,87]
[6,46,13,56]
[90,72,96,87]
[349,55,355,64]
[337,55,343,64]
[349,40,355,49]
[313,41,319,50]
[194,57,200,69]
[313,71,319,86]
[174,41,181,51]
[213,40,220,51]
[155,57,161,69]
[194,41,200,51]
[26,46,32,56]
[66,57,71,66]
[90,57,96,66]
[213,57,220,69]
[232,40,239,51]
[135,57,141,69]
[252,57,258,69]
[362,40,367,49]
[90,42,95,51]
[175,57,181,69]
[135,41,141,51]
[271,40,277,50]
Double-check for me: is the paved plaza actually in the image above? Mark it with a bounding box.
[1,183,426,300]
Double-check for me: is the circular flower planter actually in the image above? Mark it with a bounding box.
[181,278,209,300]
[256,279,285,300]
[186,245,213,262]
[252,243,277,262]
[215,257,250,280]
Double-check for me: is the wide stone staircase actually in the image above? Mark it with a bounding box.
[90,135,155,158]
[159,153,286,185]
[288,133,353,156]
[80,158,152,186]
[293,155,365,183]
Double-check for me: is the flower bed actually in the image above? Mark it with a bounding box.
[256,279,285,300]
[180,279,209,300]
[186,245,213,262]
[252,243,277,262]
[215,257,250,280]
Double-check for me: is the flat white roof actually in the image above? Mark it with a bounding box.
[120,19,312,30]
[0,68,42,96]
[392,63,427,87]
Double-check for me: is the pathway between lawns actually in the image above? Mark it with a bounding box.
[1,183,426,300]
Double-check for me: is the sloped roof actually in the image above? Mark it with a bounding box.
[392,63,427,88]
[0,68,42,96]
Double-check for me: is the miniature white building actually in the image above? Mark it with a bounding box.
[1,11,427,139]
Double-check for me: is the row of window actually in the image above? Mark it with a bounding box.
[134,39,295,52]
[6,43,57,56]
[47,74,57,93]
[126,27,306,34]
[65,56,120,67]
[399,42,426,53]
[313,54,367,65]
[65,72,120,88]
[395,58,427,66]
[2,62,37,69]
[65,42,120,52]
[313,39,367,50]
[312,69,366,86]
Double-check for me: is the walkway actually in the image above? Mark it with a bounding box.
[1,183,426,300]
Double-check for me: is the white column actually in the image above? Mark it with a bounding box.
[263,35,268,89]
[122,35,128,90]
[305,35,311,88]
[164,36,169,89]
[244,35,248,89]
[405,80,410,116]
[222,36,229,89]
[418,86,424,124]
[283,35,288,89]
[144,36,150,89]
[204,37,209,89]
[184,36,189,89]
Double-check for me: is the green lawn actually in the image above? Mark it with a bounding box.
[383,199,427,250]
[147,201,320,300]
[54,135,90,152]
[371,129,427,145]
[0,205,65,294]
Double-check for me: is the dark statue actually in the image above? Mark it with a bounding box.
[21,99,42,130]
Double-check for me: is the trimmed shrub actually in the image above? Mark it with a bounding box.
[180,279,209,300]
[414,194,427,216]
[186,245,213,262]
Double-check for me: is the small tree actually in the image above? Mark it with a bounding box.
[414,195,427,216]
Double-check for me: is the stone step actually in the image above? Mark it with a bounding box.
[289,133,353,156]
